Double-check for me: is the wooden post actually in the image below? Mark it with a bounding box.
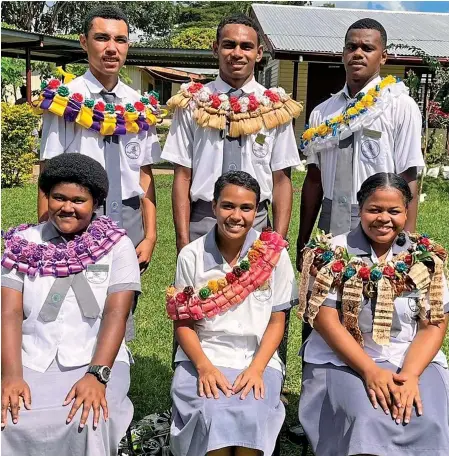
[292,60,299,127]
[26,46,32,103]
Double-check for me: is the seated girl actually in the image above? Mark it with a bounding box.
[166,171,298,456]
[297,172,449,456]
[1,154,140,456]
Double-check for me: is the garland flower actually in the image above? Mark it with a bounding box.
[300,75,405,154]
[166,229,288,321]
[167,82,303,137]
[1,217,125,278]
[297,230,447,347]
[34,78,165,136]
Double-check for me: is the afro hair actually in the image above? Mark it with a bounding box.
[39,154,109,206]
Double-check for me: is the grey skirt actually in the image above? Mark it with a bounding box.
[2,358,133,456]
[299,361,449,456]
[171,361,285,456]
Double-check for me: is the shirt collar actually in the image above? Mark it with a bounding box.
[341,75,381,100]
[83,69,127,99]
[203,226,259,271]
[41,222,64,243]
[213,74,260,95]
[346,223,412,257]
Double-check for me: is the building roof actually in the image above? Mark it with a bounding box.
[252,4,449,62]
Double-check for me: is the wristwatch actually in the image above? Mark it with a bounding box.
[87,365,111,384]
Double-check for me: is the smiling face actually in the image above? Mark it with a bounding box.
[213,23,263,88]
[48,183,95,235]
[80,17,129,80]
[360,187,408,248]
[343,28,387,91]
[212,184,257,242]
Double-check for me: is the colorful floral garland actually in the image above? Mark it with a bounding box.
[166,229,288,320]
[299,75,401,153]
[168,82,303,137]
[297,231,447,346]
[1,217,125,278]
[35,78,164,136]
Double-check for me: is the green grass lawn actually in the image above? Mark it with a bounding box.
[2,172,449,455]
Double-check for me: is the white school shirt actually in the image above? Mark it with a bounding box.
[1,222,141,373]
[302,229,449,369]
[173,227,299,374]
[40,70,162,199]
[307,76,425,204]
[161,75,300,203]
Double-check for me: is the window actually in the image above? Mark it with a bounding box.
[264,68,272,88]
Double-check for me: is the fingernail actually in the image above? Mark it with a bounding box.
[79,423,84,429]
[66,418,71,424]
[13,419,17,424]
[396,419,401,424]
[392,415,397,419]
[384,410,389,415]
[404,419,409,424]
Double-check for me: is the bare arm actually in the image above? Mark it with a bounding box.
[172,165,192,254]
[1,287,31,427]
[400,315,449,378]
[296,164,323,270]
[90,290,135,367]
[1,288,24,379]
[399,167,418,232]
[37,161,49,222]
[137,165,157,271]
[271,168,292,238]
[250,311,286,373]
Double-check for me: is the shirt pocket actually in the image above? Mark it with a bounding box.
[359,131,385,167]
[122,135,146,169]
[250,131,274,165]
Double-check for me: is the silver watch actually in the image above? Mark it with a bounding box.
[87,365,111,384]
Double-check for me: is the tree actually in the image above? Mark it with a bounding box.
[171,27,216,50]
[1,57,25,101]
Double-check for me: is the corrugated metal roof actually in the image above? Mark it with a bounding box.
[252,4,449,58]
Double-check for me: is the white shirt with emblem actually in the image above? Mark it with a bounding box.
[161,76,301,203]
[40,70,162,199]
[1,222,141,373]
[302,232,449,369]
[306,76,425,204]
[173,227,299,374]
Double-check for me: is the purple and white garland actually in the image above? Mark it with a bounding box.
[1,216,125,277]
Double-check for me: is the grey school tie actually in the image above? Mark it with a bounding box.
[39,273,101,322]
[329,133,355,235]
[222,88,243,173]
[38,236,101,322]
[101,91,123,228]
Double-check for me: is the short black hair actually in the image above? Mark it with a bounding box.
[83,5,129,36]
[345,18,387,48]
[39,154,109,207]
[20,85,26,97]
[216,13,261,46]
[357,172,412,208]
[213,171,261,205]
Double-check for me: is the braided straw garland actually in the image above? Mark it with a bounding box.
[167,82,303,137]
[297,231,447,347]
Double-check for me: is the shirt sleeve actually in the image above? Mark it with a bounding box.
[174,248,196,289]
[142,125,162,166]
[393,94,425,174]
[107,236,141,295]
[161,108,194,168]
[1,266,24,292]
[270,121,301,172]
[272,249,299,312]
[40,111,74,160]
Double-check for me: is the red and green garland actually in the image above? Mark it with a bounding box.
[166,229,287,320]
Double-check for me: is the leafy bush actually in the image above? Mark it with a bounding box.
[1,103,40,188]
[426,128,449,166]
[171,27,216,49]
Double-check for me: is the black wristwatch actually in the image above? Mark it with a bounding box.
[87,365,111,384]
